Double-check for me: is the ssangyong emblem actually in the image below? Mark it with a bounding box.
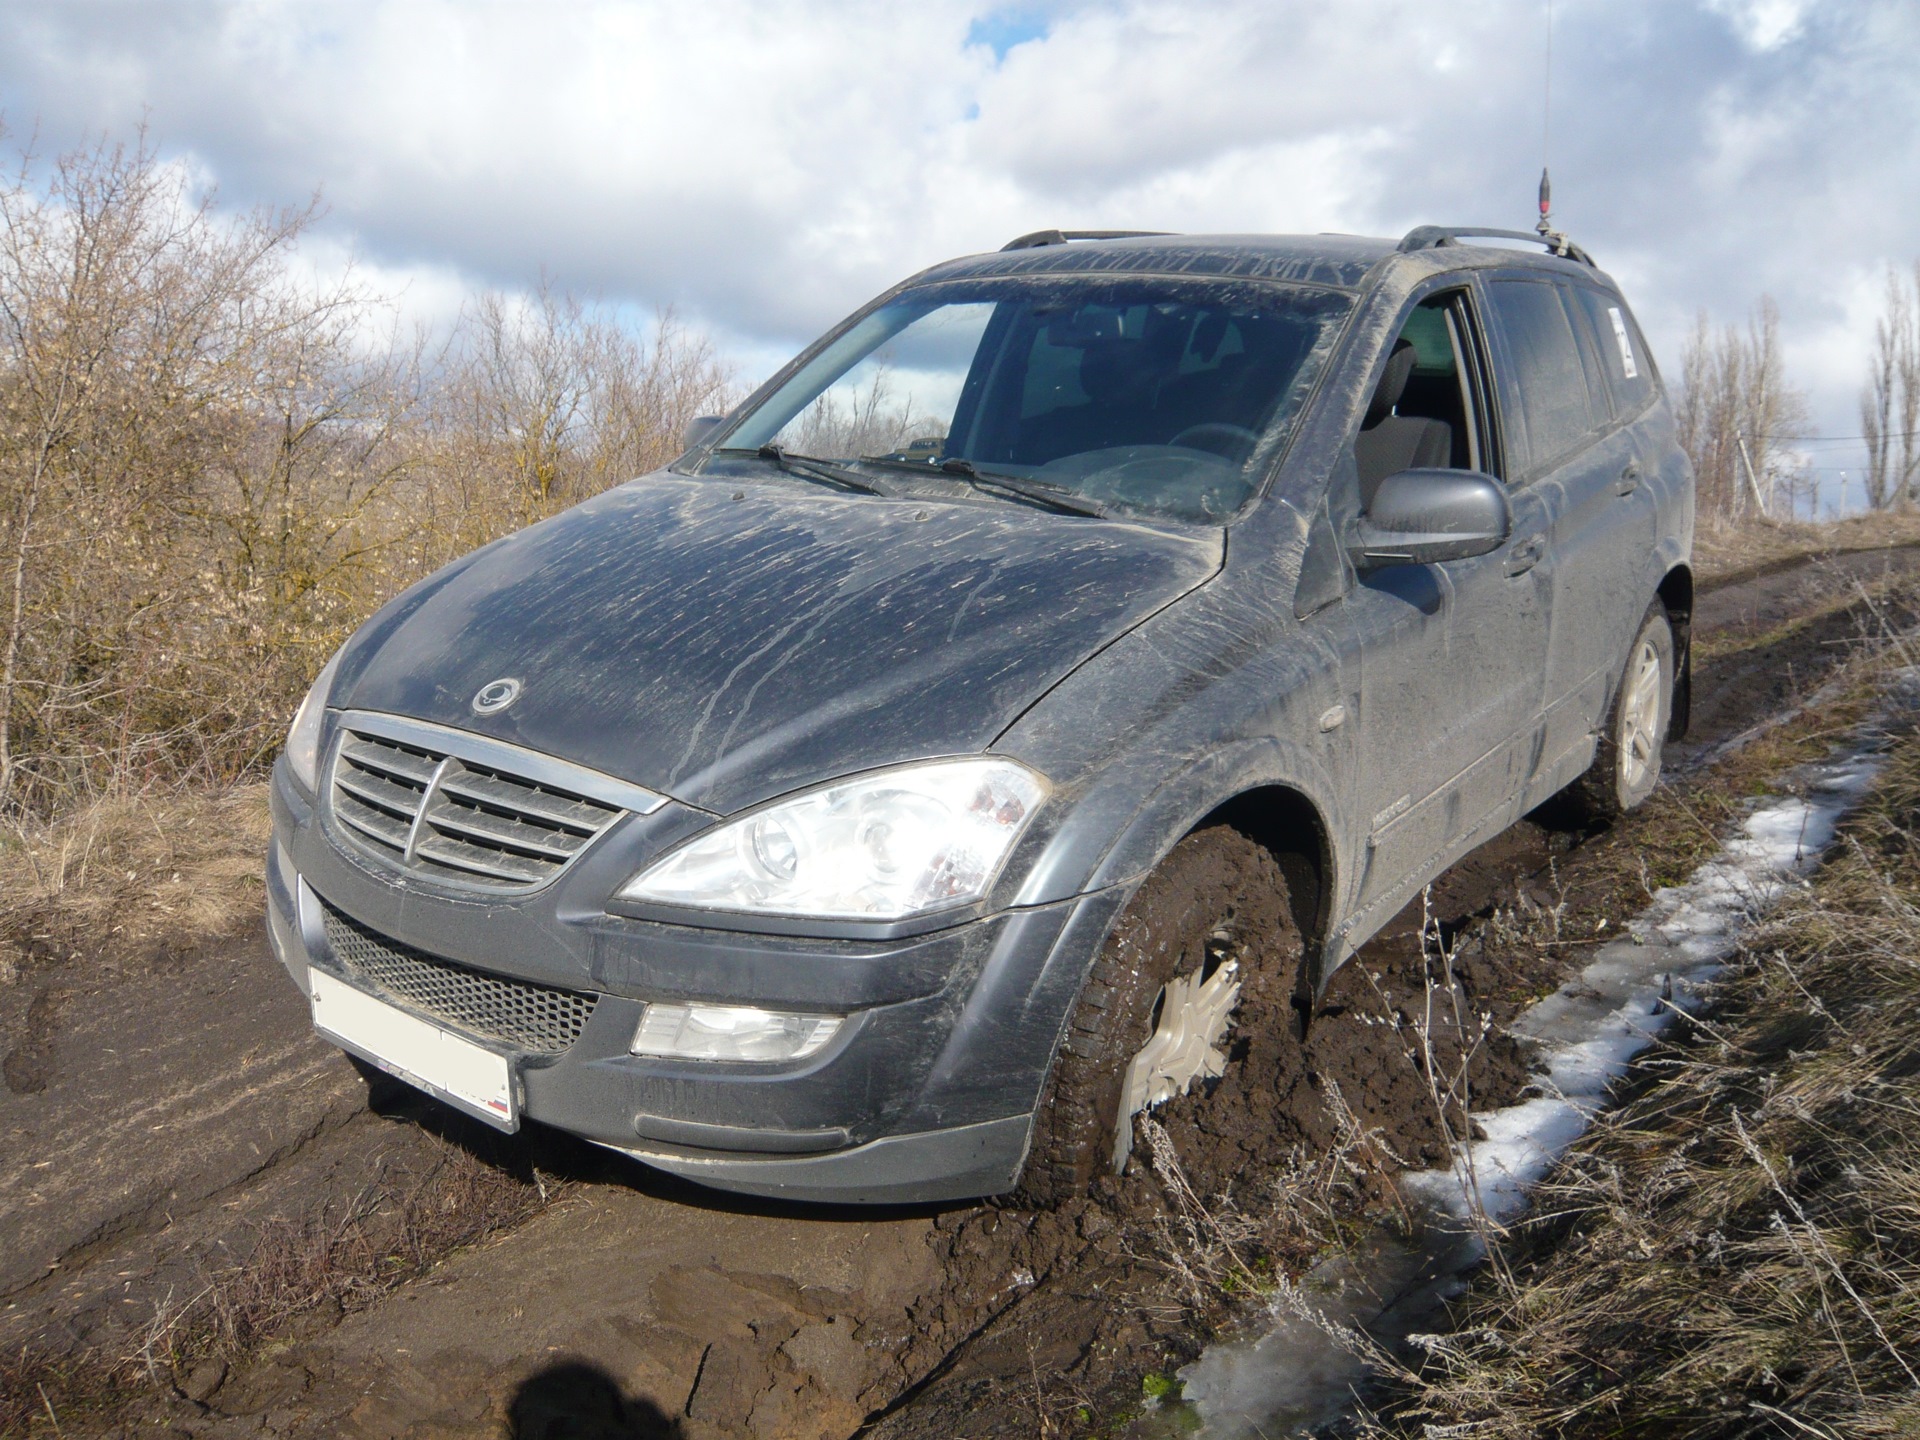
[471,677,523,715]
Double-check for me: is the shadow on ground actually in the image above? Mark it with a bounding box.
[509,1361,686,1439]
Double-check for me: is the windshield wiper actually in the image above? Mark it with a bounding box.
[934,458,1110,518]
[725,445,891,497]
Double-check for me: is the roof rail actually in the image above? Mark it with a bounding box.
[1000,228,1174,252]
[1397,225,1595,267]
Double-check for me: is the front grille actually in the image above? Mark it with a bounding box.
[329,726,626,891]
[321,903,598,1055]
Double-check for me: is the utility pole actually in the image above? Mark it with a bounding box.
[1737,434,1774,523]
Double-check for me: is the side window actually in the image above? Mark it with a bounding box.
[1483,279,1597,480]
[1352,290,1495,504]
[1567,285,1659,417]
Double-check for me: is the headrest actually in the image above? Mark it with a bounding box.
[1364,338,1418,428]
[1080,339,1148,404]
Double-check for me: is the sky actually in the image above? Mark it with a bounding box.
[2,0,1916,513]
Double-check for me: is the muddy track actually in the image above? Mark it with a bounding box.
[5,544,1918,1440]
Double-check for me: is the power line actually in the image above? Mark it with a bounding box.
[1757,432,1920,444]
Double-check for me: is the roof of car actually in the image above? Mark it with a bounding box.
[917,228,1597,293]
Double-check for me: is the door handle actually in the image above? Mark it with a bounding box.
[1505,533,1546,576]
[1615,461,1642,496]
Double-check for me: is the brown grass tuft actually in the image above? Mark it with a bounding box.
[0,783,270,982]
[1371,723,1920,1438]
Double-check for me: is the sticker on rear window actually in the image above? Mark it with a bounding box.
[1607,306,1639,380]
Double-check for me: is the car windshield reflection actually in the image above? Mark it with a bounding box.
[699,278,1352,523]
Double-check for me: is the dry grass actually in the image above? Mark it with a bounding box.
[1369,725,1920,1438]
[1693,512,1920,588]
[1,129,732,826]
[0,783,269,983]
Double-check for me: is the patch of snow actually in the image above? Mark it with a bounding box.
[1408,748,1880,1226]
[1174,690,1909,1438]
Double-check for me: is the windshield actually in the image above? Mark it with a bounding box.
[699,276,1352,522]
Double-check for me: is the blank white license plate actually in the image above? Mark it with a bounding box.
[309,969,518,1132]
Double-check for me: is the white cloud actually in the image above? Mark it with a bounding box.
[2,0,1919,499]
[1706,0,1813,51]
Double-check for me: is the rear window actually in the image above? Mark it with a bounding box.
[1483,278,1598,479]
[1567,285,1659,418]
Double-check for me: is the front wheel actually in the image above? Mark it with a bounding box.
[1017,827,1302,1207]
[1569,602,1675,820]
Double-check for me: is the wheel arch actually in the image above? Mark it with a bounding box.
[1657,562,1694,739]
[1194,785,1334,984]
[1071,747,1344,1015]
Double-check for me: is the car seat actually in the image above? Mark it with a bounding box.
[1354,338,1452,506]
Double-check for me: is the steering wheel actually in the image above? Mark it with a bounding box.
[1167,423,1259,463]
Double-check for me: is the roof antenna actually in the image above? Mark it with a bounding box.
[1534,0,1572,257]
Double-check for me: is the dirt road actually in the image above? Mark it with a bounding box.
[4,545,1915,1439]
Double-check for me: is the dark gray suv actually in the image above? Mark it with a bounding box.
[266,226,1692,1204]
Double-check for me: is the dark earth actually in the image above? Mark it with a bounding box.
[3,544,1916,1440]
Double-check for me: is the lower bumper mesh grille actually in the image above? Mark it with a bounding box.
[320,903,598,1055]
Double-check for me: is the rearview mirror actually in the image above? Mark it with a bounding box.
[681,414,726,452]
[1349,468,1511,569]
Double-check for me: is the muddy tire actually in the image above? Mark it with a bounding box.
[1017,827,1302,1207]
[1569,601,1675,820]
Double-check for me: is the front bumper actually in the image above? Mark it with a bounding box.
[267,757,1125,1204]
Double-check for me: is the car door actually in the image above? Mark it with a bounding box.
[1315,284,1555,949]
[1479,275,1658,801]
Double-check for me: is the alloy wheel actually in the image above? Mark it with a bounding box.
[1618,635,1665,793]
[1111,942,1242,1171]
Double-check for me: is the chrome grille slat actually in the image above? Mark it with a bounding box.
[413,833,555,883]
[326,721,629,892]
[422,801,588,860]
[332,792,413,852]
[339,735,440,786]
[334,767,428,818]
[320,902,597,1054]
[435,770,610,832]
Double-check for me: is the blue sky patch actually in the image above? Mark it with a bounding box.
[966,9,1050,62]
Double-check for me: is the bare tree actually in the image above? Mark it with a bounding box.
[436,284,732,542]
[0,122,736,822]
[781,358,946,459]
[1675,297,1810,528]
[0,128,355,806]
[1861,262,1920,511]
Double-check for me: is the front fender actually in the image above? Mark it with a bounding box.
[1010,736,1347,963]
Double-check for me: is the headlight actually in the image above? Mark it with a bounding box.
[285,648,344,794]
[617,758,1048,921]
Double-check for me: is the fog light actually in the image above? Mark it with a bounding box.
[630,1002,842,1062]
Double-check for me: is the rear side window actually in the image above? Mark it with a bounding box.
[1567,285,1659,417]
[1483,278,1596,479]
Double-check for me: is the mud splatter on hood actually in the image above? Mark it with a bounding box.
[334,474,1222,814]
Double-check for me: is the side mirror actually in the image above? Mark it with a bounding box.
[1350,468,1511,568]
[681,415,726,452]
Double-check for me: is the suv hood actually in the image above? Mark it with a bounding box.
[334,476,1221,814]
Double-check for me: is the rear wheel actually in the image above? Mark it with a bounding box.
[1569,602,1675,820]
[1018,827,1302,1207]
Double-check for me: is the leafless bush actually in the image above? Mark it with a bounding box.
[0,123,733,827]
[781,360,946,459]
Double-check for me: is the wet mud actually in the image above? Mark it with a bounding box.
[5,546,1919,1439]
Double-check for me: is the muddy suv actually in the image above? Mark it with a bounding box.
[266,226,1692,1204]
